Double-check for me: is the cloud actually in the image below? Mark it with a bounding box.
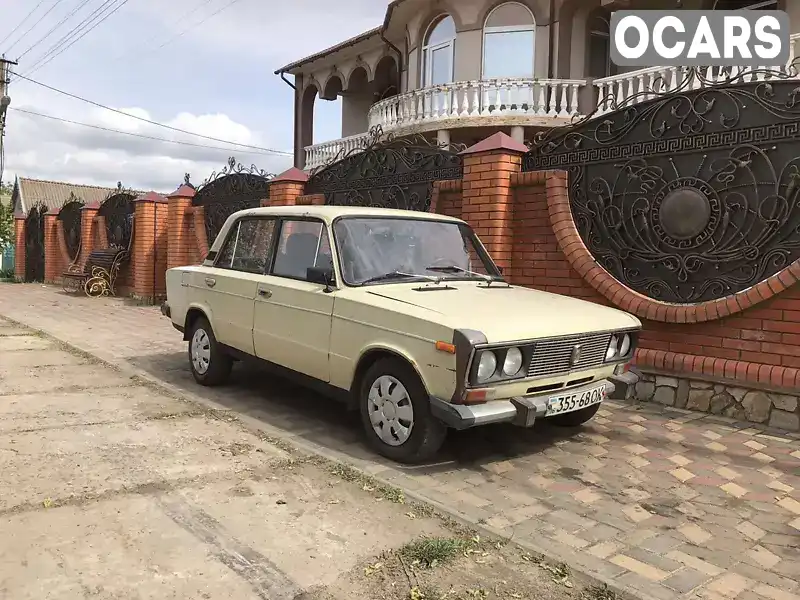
[3,103,293,192]
[0,0,390,191]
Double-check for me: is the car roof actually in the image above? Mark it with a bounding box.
[232,205,465,224]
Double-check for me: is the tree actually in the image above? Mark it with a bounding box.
[0,180,13,247]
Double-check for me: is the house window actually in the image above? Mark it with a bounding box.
[423,15,456,87]
[482,2,535,79]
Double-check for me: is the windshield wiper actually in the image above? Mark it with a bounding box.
[426,265,500,284]
[359,271,443,286]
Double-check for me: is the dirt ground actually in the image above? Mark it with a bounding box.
[0,317,609,600]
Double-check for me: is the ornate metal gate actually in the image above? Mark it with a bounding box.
[523,68,800,304]
[192,158,274,245]
[24,203,46,282]
[58,194,84,261]
[306,127,465,212]
[98,184,136,249]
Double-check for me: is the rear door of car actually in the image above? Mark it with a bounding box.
[195,216,277,355]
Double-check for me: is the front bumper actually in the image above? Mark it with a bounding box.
[429,379,614,430]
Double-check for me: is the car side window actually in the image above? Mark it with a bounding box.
[271,219,333,281]
[215,218,276,274]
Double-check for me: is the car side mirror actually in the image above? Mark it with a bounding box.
[307,266,336,292]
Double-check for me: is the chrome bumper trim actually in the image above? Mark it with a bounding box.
[430,379,614,430]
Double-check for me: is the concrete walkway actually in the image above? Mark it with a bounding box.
[1,284,799,600]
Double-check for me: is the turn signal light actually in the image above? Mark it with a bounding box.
[464,389,488,404]
[435,341,456,354]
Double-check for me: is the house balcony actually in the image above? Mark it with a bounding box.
[304,77,588,170]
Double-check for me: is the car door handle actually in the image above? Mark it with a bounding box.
[258,288,272,299]
[204,277,216,288]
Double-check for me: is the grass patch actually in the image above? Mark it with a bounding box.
[400,536,475,568]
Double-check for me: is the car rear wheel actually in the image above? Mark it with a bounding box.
[188,316,232,386]
[359,358,447,464]
[548,403,601,427]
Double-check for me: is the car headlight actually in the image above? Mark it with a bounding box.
[619,333,631,357]
[605,335,619,361]
[502,347,523,376]
[476,351,497,383]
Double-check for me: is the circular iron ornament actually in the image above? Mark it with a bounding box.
[523,66,800,304]
[651,178,719,247]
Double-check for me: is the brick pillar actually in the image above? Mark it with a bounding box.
[132,192,168,302]
[166,184,196,270]
[269,167,308,206]
[14,216,25,281]
[191,207,208,261]
[79,203,100,265]
[459,132,528,272]
[43,210,61,283]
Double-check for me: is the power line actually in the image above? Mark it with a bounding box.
[2,0,64,56]
[10,106,289,156]
[16,0,96,62]
[111,0,215,63]
[0,0,47,51]
[10,72,292,155]
[26,0,131,75]
[151,0,245,53]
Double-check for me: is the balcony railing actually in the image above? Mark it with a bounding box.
[593,33,800,116]
[304,131,372,171]
[367,78,588,132]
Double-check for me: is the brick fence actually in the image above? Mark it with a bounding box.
[12,132,800,430]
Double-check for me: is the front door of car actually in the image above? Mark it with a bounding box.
[199,217,277,355]
[253,218,335,382]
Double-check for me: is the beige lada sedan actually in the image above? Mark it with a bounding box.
[162,205,641,463]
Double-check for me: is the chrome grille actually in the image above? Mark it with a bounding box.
[526,332,612,379]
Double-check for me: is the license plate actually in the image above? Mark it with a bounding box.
[546,384,606,417]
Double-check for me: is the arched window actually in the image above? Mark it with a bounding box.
[482,2,535,79]
[423,15,456,87]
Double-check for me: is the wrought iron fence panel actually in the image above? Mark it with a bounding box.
[305,126,465,212]
[98,185,136,249]
[58,196,84,260]
[24,203,46,282]
[523,67,800,304]
[191,158,274,246]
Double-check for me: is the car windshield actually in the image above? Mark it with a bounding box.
[333,217,502,286]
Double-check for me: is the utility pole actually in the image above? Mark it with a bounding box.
[0,56,17,186]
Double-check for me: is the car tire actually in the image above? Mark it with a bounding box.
[188,316,232,386]
[548,403,601,427]
[359,358,447,464]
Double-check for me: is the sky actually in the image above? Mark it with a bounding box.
[0,0,389,193]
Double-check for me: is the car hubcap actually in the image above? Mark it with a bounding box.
[191,328,211,375]
[367,375,414,446]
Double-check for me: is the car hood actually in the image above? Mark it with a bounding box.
[366,282,640,343]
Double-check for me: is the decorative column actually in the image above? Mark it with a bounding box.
[132,192,168,302]
[459,132,528,272]
[14,215,25,281]
[166,183,197,270]
[269,167,309,206]
[43,209,61,283]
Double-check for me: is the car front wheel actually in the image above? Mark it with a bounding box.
[188,316,232,386]
[548,403,601,427]
[359,358,447,464]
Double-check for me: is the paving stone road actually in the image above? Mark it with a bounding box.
[1,284,799,600]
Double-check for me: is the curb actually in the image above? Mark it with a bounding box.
[2,313,646,600]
